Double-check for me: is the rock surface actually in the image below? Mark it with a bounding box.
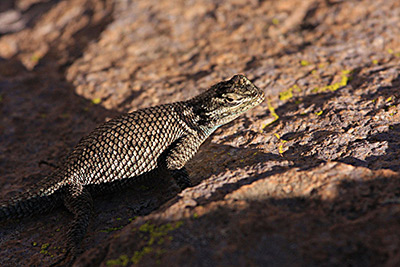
[0,0,399,266]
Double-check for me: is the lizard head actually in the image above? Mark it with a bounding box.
[192,74,265,127]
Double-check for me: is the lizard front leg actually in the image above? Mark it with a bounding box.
[164,134,204,190]
[169,168,192,190]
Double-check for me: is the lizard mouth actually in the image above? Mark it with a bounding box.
[251,86,265,106]
[257,89,265,103]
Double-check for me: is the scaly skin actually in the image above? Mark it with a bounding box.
[0,74,265,263]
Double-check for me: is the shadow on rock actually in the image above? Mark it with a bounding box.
[188,142,290,203]
[340,123,400,172]
[75,168,400,267]
[0,2,119,266]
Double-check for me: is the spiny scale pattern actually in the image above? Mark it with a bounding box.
[0,74,265,263]
[64,103,192,187]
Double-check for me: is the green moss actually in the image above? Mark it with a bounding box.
[100,226,124,233]
[40,243,50,255]
[32,242,38,247]
[300,60,310,66]
[139,222,154,232]
[41,243,50,250]
[280,85,302,101]
[312,87,319,93]
[314,70,351,93]
[388,105,397,116]
[92,98,102,104]
[101,217,139,234]
[272,18,279,25]
[262,99,279,129]
[108,221,183,265]
[31,53,41,63]
[106,254,130,266]
[279,88,293,101]
[274,134,287,154]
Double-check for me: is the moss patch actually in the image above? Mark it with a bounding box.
[106,221,184,266]
[313,70,352,93]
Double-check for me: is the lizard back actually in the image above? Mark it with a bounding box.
[62,102,196,187]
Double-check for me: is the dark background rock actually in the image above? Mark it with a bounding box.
[0,0,399,266]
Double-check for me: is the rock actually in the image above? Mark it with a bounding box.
[0,0,399,266]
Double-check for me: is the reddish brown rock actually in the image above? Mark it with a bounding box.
[0,0,399,266]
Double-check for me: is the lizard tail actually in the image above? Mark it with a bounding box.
[0,178,65,220]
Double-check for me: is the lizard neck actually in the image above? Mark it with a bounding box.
[185,98,217,127]
[175,100,219,138]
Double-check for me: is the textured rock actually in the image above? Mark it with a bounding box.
[0,0,399,266]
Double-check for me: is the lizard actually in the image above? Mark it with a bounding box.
[0,74,265,263]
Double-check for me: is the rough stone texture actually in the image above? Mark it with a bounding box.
[0,0,399,266]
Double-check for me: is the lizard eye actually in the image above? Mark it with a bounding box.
[223,93,241,103]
